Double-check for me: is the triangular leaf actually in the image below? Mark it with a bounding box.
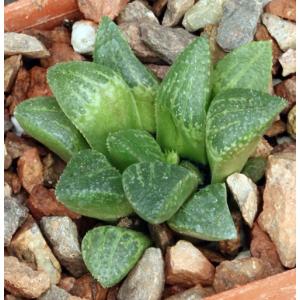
[212,41,272,95]
[206,88,286,183]
[14,96,89,161]
[168,183,237,241]
[107,129,166,170]
[47,61,142,156]
[122,161,199,224]
[156,37,212,164]
[56,149,133,221]
[82,226,150,288]
[94,17,158,132]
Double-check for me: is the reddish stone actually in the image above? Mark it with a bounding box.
[213,258,272,293]
[162,285,187,299]
[70,274,108,300]
[147,64,170,80]
[165,240,215,287]
[265,0,296,21]
[17,148,44,193]
[58,276,76,293]
[218,212,243,256]
[4,256,51,298]
[4,171,22,194]
[6,67,30,115]
[77,0,128,22]
[274,76,296,113]
[205,270,295,300]
[23,26,71,49]
[250,222,284,274]
[5,132,35,160]
[255,24,282,75]
[153,0,168,16]
[27,184,80,220]
[42,153,66,188]
[41,42,84,68]
[106,286,120,300]
[265,120,286,137]
[27,66,52,98]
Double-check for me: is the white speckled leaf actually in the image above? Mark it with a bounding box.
[56,149,133,220]
[14,96,89,161]
[168,183,237,241]
[47,61,142,156]
[122,161,199,224]
[82,226,150,288]
[212,41,272,95]
[106,129,166,170]
[206,88,286,183]
[94,17,158,132]
[156,37,212,164]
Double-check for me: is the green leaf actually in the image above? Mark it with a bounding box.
[206,88,287,183]
[122,161,199,224]
[94,17,158,132]
[156,37,212,164]
[242,157,267,183]
[168,183,237,241]
[47,61,142,156]
[14,97,89,161]
[107,129,165,171]
[82,226,150,288]
[212,41,272,95]
[55,149,133,221]
[180,160,205,185]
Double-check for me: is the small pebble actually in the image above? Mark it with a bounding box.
[4,197,28,247]
[118,248,165,300]
[213,257,272,292]
[163,0,195,27]
[8,216,61,284]
[140,21,195,64]
[4,55,22,93]
[262,13,296,51]
[4,256,51,299]
[279,49,296,77]
[117,0,158,24]
[4,32,50,58]
[258,151,296,268]
[183,0,225,32]
[287,105,296,139]
[71,20,98,55]
[217,0,263,51]
[40,216,86,277]
[165,240,215,287]
[226,173,259,227]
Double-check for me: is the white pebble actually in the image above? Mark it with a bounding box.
[11,116,24,136]
[71,20,98,54]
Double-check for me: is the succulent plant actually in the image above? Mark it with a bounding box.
[14,16,287,289]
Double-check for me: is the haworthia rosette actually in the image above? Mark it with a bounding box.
[122,161,199,224]
[94,17,158,132]
[206,88,286,183]
[212,41,272,95]
[82,226,150,287]
[55,149,133,221]
[106,129,166,170]
[156,37,212,164]
[47,61,142,156]
[14,97,89,161]
[168,183,237,241]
